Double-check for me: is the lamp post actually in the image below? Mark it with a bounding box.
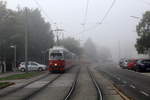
[10,45,16,72]
[25,8,28,73]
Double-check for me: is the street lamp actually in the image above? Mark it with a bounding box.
[10,45,16,72]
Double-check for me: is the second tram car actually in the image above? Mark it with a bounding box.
[48,46,76,73]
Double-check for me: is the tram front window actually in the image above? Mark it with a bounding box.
[50,53,64,60]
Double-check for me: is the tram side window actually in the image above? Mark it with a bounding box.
[64,52,70,59]
[50,53,64,60]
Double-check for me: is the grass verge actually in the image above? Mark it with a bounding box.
[0,82,15,89]
[0,72,44,80]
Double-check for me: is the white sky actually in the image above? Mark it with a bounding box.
[4,0,150,61]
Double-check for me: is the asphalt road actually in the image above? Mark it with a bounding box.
[97,63,150,100]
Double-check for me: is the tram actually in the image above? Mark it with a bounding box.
[48,46,77,73]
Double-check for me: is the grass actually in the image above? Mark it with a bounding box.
[0,72,43,80]
[0,82,14,89]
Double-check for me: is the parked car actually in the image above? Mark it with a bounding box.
[135,59,150,72]
[18,61,47,72]
[119,58,129,69]
[127,59,138,70]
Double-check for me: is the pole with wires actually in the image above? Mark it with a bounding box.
[25,8,28,73]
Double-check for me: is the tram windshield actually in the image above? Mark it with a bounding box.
[50,53,64,60]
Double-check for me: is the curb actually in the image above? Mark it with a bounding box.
[113,84,134,100]
[0,82,15,89]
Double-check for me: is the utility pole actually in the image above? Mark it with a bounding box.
[25,8,28,72]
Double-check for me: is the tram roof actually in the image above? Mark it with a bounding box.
[49,46,69,53]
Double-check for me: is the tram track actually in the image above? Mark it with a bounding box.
[24,66,80,100]
[0,73,50,97]
[0,66,103,100]
[0,73,61,100]
[22,74,61,100]
[67,65,103,100]
[63,67,80,100]
[87,67,103,100]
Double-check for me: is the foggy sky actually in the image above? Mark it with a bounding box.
[4,0,150,61]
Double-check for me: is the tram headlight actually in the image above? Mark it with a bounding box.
[54,63,58,66]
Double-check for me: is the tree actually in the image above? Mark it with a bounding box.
[83,38,98,61]
[136,11,150,54]
[96,46,112,62]
[17,8,54,62]
[83,38,112,62]
[59,37,82,56]
[0,2,54,71]
[0,1,18,71]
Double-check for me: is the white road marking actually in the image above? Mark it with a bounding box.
[130,85,136,89]
[140,91,150,96]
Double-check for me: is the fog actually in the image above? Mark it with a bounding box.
[4,0,150,61]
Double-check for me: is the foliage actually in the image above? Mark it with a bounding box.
[83,38,112,62]
[0,72,43,80]
[136,11,150,54]
[83,38,98,61]
[59,37,82,56]
[0,1,54,70]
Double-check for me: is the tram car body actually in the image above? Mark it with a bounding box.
[48,46,77,73]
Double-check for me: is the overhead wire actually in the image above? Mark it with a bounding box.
[78,0,116,34]
[83,0,90,26]
[32,0,67,41]
[78,0,90,41]
[32,0,116,39]
[99,0,116,24]
[32,0,54,23]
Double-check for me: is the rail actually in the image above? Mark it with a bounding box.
[87,67,103,100]
[63,67,80,100]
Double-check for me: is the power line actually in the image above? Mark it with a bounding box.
[99,0,116,24]
[32,0,53,23]
[83,0,90,26]
[78,0,116,34]
[32,0,66,46]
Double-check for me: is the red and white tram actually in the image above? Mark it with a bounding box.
[48,46,77,73]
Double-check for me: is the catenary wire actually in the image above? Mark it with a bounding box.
[78,0,116,34]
